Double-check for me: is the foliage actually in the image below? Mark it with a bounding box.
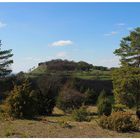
[84,88,96,105]
[0,76,16,100]
[93,66,108,71]
[36,75,62,115]
[99,111,139,132]
[112,66,140,109]
[36,91,56,115]
[37,59,110,74]
[77,61,93,71]
[113,27,140,110]
[0,40,13,77]
[16,71,26,80]
[56,83,85,112]
[97,90,108,104]
[97,90,112,116]
[73,78,113,104]
[38,59,94,72]
[114,27,140,67]
[113,104,127,112]
[3,75,61,118]
[5,79,39,119]
[72,106,91,122]
[97,99,112,116]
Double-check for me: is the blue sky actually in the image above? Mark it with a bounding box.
[0,3,140,72]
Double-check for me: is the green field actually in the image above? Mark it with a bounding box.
[29,66,111,80]
[72,70,111,80]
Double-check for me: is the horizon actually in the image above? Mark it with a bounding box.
[0,3,140,73]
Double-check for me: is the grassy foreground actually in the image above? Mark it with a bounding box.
[0,106,140,138]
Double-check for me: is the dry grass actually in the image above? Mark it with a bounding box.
[0,106,140,138]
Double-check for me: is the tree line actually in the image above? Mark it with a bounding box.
[38,59,109,72]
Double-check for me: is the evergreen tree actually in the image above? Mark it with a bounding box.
[97,90,112,116]
[84,88,96,105]
[0,40,13,77]
[6,79,39,119]
[97,89,107,104]
[113,27,140,114]
[112,66,140,110]
[114,27,140,67]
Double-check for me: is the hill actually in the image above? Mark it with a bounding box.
[30,59,111,80]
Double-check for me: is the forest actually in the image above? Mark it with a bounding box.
[0,27,140,137]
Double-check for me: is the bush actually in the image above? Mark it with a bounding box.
[73,78,113,103]
[37,91,56,115]
[97,90,112,116]
[5,79,39,119]
[97,90,107,103]
[84,88,96,105]
[113,104,127,112]
[72,106,91,122]
[56,83,85,112]
[0,76,16,100]
[99,111,139,132]
[36,75,62,115]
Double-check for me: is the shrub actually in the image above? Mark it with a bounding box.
[71,78,113,104]
[97,98,112,116]
[56,83,85,112]
[72,106,91,122]
[97,89,107,104]
[37,91,57,115]
[113,104,127,112]
[123,93,136,108]
[99,111,139,132]
[97,90,112,116]
[0,76,16,100]
[84,88,96,105]
[5,79,39,119]
[36,75,61,115]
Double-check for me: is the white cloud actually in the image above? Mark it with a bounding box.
[49,40,73,47]
[104,31,118,36]
[56,51,67,58]
[0,21,7,28]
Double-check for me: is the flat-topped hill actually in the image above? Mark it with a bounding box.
[30,59,112,80]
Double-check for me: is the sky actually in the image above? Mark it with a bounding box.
[0,2,140,73]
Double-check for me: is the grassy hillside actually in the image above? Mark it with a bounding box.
[30,65,48,75]
[29,59,111,80]
[29,65,111,80]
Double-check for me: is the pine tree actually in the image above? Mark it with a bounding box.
[113,27,140,115]
[114,27,140,67]
[0,40,13,77]
[112,66,140,110]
